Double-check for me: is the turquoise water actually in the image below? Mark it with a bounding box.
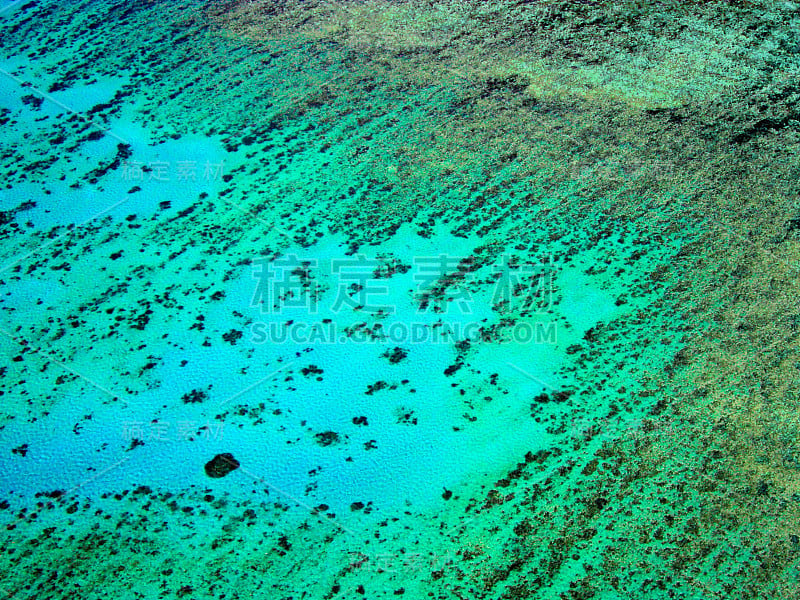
[0,104,636,513]
[3,1,799,598]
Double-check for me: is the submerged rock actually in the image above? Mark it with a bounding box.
[205,453,240,478]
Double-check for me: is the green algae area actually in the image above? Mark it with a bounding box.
[2,0,800,598]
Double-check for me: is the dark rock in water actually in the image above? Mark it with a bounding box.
[205,453,240,478]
